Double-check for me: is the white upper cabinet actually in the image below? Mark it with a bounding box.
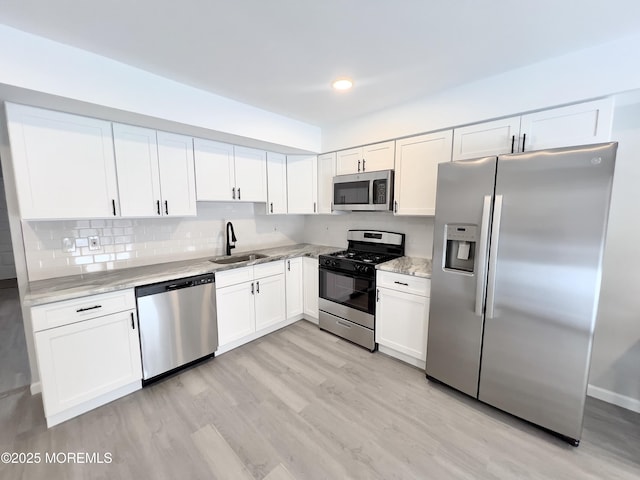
[113,126,197,218]
[234,146,267,202]
[156,132,197,216]
[336,140,395,175]
[193,139,235,201]
[5,103,119,220]
[194,141,267,202]
[394,130,453,216]
[113,124,161,217]
[452,98,613,161]
[519,99,613,152]
[266,152,288,214]
[317,152,336,214]
[287,155,317,214]
[452,116,521,161]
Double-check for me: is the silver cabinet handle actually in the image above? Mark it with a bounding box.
[394,281,409,286]
[238,188,241,200]
[156,200,161,215]
[313,202,316,213]
[164,200,169,215]
[394,200,398,213]
[287,260,290,271]
[270,202,273,213]
[486,194,503,319]
[357,159,361,172]
[362,159,366,171]
[475,195,492,316]
[232,187,236,199]
[251,282,254,295]
[256,281,260,293]
[376,288,379,302]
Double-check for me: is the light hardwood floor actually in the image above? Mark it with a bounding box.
[1,320,639,479]
[0,283,30,396]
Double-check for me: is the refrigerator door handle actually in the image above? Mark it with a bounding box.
[475,195,493,316]
[486,194,503,319]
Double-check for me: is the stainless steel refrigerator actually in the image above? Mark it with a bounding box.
[425,142,617,446]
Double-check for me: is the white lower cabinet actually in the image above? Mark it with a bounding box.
[215,262,286,352]
[31,290,142,428]
[285,258,304,320]
[303,257,319,322]
[376,271,431,369]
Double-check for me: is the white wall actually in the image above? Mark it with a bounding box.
[0,25,321,153]
[304,213,434,258]
[322,33,640,151]
[23,203,304,281]
[588,97,640,412]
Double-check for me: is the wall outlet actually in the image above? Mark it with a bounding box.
[61,237,76,253]
[88,236,100,251]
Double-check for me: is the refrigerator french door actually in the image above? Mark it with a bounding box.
[426,142,617,445]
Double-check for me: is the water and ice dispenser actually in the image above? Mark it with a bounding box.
[444,224,477,273]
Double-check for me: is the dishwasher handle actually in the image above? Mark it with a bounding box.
[165,281,193,291]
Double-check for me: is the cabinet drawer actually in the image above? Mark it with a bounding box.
[254,260,285,279]
[31,289,136,332]
[377,271,430,297]
[215,265,254,288]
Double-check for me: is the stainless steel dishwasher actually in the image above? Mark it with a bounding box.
[135,272,217,385]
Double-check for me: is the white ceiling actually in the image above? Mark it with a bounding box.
[1,0,640,127]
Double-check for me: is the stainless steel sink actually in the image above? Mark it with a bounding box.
[210,253,269,264]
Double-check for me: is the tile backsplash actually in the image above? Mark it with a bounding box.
[23,202,304,281]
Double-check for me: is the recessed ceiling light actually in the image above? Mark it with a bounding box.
[332,77,353,91]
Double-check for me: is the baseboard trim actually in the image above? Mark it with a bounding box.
[587,384,640,414]
[30,381,41,395]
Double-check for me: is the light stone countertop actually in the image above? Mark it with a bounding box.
[376,256,432,278]
[25,243,341,307]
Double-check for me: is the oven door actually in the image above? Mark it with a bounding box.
[319,267,375,315]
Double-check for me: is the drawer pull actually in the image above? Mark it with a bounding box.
[337,320,352,329]
[394,281,409,286]
[76,305,102,313]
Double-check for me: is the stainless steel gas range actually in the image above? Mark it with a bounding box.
[318,230,405,351]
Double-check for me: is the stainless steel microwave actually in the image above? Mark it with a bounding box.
[333,170,394,211]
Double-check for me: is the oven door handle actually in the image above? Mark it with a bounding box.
[318,267,375,282]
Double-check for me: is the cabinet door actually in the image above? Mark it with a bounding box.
[193,138,235,201]
[452,116,521,161]
[34,310,142,417]
[287,155,318,214]
[362,140,395,172]
[216,281,255,346]
[285,258,304,319]
[5,103,119,219]
[254,274,286,331]
[317,152,336,214]
[156,132,197,216]
[266,152,288,214]
[394,130,453,216]
[336,147,362,175]
[303,257,319,320]
[113,123,162,217]
[234,146,267,202]
[519,98,613,152]
[376,287,429,361]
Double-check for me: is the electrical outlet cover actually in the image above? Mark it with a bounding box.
[62,237,76,253]
[88,236,100,251]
